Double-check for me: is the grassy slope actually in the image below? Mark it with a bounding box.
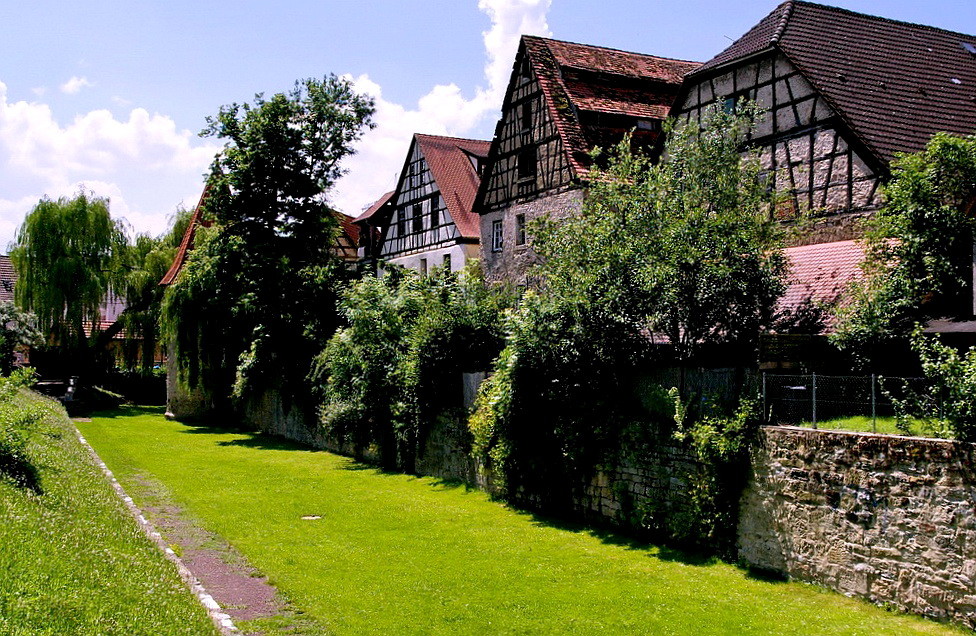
[0,393,217,636]
[79,407,962,636]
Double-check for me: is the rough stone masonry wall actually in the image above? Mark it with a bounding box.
[575,444,699,534]
[739,426,976,627]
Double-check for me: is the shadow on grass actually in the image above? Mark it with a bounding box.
[521,508,720,567]
[89,405,167,419]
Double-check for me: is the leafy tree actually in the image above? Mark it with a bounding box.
[315,264,509,469]
[114,212,189,373]
[832,133,976,368]
[10,193,126,373]
[534,102,786,371]
[470,103,787,547]
[163,76,374,409]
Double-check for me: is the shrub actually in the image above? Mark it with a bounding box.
[0,372,44,490]
[313,264,510,469]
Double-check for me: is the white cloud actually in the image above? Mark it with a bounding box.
[112,96,133,107]
[332,0,551,216]
[60,76,94,94]
[31,86,46,97]
[0,81,220,249]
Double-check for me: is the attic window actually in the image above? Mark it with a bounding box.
[517,147,537,181]
[520,56,532,80]
[636,119,661,132]
[962,42,976,56]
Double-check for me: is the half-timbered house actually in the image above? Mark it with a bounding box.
[475,35,700,284]
[672,1,976,245]
[359,134,490,275]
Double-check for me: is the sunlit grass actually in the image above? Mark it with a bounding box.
[797,415,938,436]
[78,406,962,635]
[0,394,216,635]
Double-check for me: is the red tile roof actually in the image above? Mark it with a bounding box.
[780,239,864,321]
[414,134,491,239]
[523,36,700,178]
[691,1,976,165]
[159,185,214,286]
[353,191,395,223]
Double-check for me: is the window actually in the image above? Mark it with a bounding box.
[431,195,440,227]
[397,210,406,236]
[519,101,532,132]
[419,258,427,276]
[517,147,537,180]
[491,220,503,252]
[412,204,423,233]
[443,254,452,271]
[515,213,526,246]
[722,97,737,114]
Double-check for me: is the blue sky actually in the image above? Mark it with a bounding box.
[0,0,973,249]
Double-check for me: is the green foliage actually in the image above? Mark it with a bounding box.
[471,103,785,529]
[114,209,191,374]
[0,301,41,375]
[163,76,374,408]
[833,133,976,367]
[315,264,509,469]
[10,192,125,351]
[0,373,44,489]
[534,102,786,364]
[672,393,760,553]
[888,327,976,441]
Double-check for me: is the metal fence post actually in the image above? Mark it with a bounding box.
[762,372,767,424]
[871,374,877,433]
[811,372,817,429]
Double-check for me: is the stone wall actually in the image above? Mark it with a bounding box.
[575,445,699,535]
[739,426,976,627]
[480,188,583,284]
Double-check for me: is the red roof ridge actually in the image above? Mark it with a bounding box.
[522,34,700,68]
[354,190,395,223]
[414,132,493,148]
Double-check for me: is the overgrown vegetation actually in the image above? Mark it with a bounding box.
[163,76,374,412]
[832,133,976,370]
[469,103,787,550]
[314,264,509,469]
[0,391,216,634]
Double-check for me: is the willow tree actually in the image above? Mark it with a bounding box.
[10,193,125,370]
[163,76,374,408]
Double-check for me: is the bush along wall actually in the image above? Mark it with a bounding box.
[312,264,510,472]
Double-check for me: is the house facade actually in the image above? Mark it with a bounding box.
[672,0,976,246]
[475,35,699,284]
[356,134,490,275]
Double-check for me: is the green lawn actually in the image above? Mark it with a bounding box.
[77,407,961,635]
[0,393,216,636]
[797,416,936,436]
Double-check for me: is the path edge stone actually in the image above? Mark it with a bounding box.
[73,424,238,635]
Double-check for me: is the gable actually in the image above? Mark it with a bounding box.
[379,135,488,259]
[690,1,976,166]
[676,51,882,219]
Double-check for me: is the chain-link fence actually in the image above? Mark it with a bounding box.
[762,373,935,431]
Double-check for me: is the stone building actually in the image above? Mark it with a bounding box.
[474,35,700,284]
[354,134,490,275]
